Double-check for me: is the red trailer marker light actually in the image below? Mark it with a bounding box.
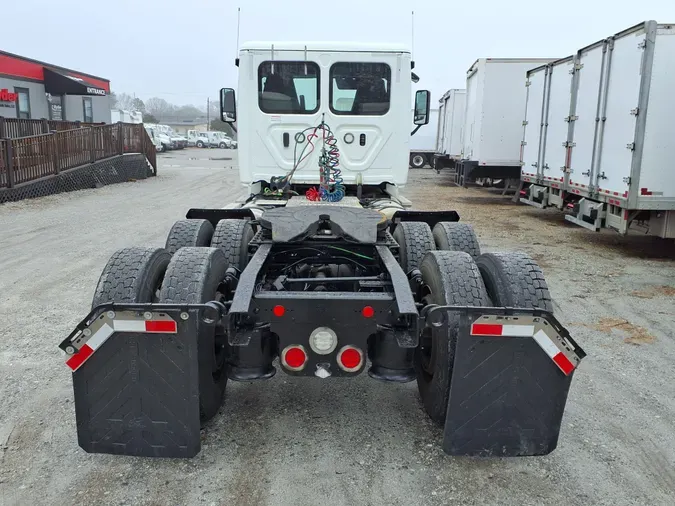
[362,306,375,318]
[337,346,363,372]
[282,345,307,371]
[273,305,286,317]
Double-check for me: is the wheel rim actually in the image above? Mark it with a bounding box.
[413,155,424,166]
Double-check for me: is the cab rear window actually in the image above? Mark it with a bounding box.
[330,63,391,116]
[258,62,320,114]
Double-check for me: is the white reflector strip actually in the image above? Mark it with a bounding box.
[87,323,114,351]
[502,325,535,337]
[112,320,147,333]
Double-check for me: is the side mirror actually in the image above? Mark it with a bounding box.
[414,90,431,125]
[220,88,236,123]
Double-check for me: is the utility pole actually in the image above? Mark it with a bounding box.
[207,97,210,129]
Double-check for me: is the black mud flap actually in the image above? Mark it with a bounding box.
[440,309,585,457]
[63,306,204,458]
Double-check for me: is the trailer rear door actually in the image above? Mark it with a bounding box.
[569,43,605,192]
[521,67,546,179]
[542,59,575,185]
[594,30,645,197]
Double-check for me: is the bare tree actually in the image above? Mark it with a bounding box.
[145,97,175,118]
[113,92,135,111]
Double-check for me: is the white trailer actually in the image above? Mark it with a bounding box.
[456,58,555,187]
[520,20,675,238]
[409,108,439,168]
[433,89,466,172]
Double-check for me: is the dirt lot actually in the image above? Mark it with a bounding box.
[1,150,674,506]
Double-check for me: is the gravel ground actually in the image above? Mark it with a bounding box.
[1,150,674,506]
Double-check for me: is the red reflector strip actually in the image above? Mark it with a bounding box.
[471,323,503,336]
[66,344,94,371]
[552,352,576,376]
[145,320,177,333]
[533,330,575,376]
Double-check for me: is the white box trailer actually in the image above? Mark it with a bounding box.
[520,20,675,238]
[409,108,439,168]
[456,58,555,186]
[433,89,466,172]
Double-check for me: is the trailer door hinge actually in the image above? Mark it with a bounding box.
[562,141,576,148]
[522,120,528,126]
[521,141,527,146]
[525,80,531,87]
[630,108,639,116]
[564,115,579,122]
[582,170,591,177]
[626,142,635,151]
[638,40,646,50]
[597,171,607,180]
[531,162,538,168]
[623,176,631,185]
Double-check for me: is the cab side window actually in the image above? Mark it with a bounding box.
[258,62,320,114]
[330,62,391,116]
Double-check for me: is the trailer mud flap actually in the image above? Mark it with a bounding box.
[441,311,585,457]
[62,306,204,458]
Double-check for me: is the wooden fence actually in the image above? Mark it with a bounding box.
[1,123,156,188]
[0,117,105,139]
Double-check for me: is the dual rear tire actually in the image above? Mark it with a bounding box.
[394,221,552,424]
[93,218,254,424]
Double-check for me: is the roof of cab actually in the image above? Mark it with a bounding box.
[239,41,411,53]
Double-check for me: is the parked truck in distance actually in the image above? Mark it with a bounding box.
[433,89,466,173]
[456,57,555,187]
[520,20,675,238]
[59,41,584,459]
[409,108,439,168]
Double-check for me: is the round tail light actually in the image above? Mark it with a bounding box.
[282,345,307,371]
[337,346,363,372]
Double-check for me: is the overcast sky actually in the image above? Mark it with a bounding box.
[2,1,674,107]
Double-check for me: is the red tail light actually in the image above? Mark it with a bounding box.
[337,346,363,372]
[282,345,307,371]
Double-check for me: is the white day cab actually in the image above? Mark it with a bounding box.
[409,108,439,168]
[456,57,555,187]
[433,89,466,172]
[56,41,585,460]
[520,20,675,238]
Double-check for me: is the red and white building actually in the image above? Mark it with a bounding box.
[0,50,111,123]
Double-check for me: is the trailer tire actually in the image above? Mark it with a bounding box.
[410,153,426,169]
[393,221,435,274]
[433,222,481,258]
[210,219,254,271]
[416,251,490,424]
[475,252,552,311]
[92,247,171,308]
[160,247,229,423]
[165,219,214,254]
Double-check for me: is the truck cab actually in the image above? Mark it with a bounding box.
[224,42,429,197]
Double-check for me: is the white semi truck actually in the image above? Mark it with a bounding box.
[59,41,584,459]
[520,20,675,238]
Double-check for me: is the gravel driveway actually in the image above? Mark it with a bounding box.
[1,151,673,506]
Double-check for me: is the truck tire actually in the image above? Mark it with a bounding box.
[92,247,171,308]
[432,222,481,258]
[393,221,435,274]
[475,252,552,311]
[410,153,426,169]
[165,219,214,254]
[159,247,229,423]
[210,219,254,271]
[416,251,490,424]
[219,142,227,149]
